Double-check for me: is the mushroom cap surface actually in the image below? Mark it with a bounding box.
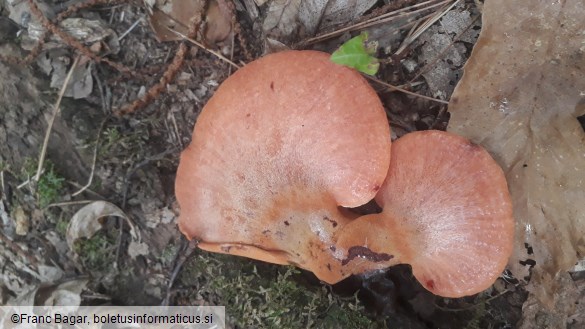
[337,130,514,297]
[175,50,391,282]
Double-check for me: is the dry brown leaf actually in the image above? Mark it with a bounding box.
[262,0,302,39]
[22,15,119,53]
[517,272,579,329]
[448,0,585,309]
[263,0,376,40]
[567,274,585,328]
[419,25,466,99]
[5,278,88,306]
[204,0,233,45]
[60,58,93,99]
[147,0,206,42]
[58,18,120,53]
[67,201,139,252]
[298,0,377,35]
[147,0,232,44]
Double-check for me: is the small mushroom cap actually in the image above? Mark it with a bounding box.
[175,50,391,282]
[337,130,514,297]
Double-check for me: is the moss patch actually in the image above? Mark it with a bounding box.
[73,231,117,273]
[21,158,65,207]
[179,252,380,328]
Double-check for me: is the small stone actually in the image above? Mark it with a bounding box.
[401,59,418,73]
[13,206,29,236]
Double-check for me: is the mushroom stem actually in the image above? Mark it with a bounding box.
[336,213,408,274]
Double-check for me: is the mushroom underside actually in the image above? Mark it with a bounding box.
[175,51,514,298]
[337,131,514,297]
[175,50,391,284]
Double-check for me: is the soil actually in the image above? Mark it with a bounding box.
[0,1,536,328]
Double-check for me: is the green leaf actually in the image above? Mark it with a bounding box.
[330,32,379,75]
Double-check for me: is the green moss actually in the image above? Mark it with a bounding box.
[180,252,380,329]
[55,216,69,237]
[73,231,116,272]
[99,127,148,159]
[37,166,65,207]
[464,301,485,329]
[21,159,65,207]
[160,243,180,266]
[99,127,122,156]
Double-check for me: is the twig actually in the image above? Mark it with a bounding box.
[114,216,124,270]
[72,117,108,197]
[80,292,112,302]
[162,238,199,306]
[46,200,95,208]
[119,17,143,41]
[169,111,183,149]
[395,0,462,55]
[17,168,45,190]
[0,171,5,199]
[366,76,450,104]
[66,181,105,199]
[301,0,450,45]
[375,80,425,93]
[34,55,80,183]
[166,27,240,69]
[115,43,187,116]
[92,66,110,114]
[121,149,176,208]
[72,66,110,196]
[228,28,236,76]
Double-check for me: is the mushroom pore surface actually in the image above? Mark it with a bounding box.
[337,130,514,297]
[175,50,391,283]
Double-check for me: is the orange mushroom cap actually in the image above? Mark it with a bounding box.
[175,50,391,283]
[337,130,514,297]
